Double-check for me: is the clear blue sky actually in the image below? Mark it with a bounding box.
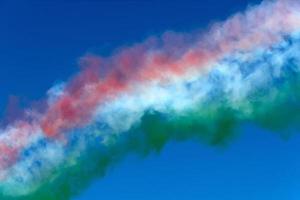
[1,0,300,199]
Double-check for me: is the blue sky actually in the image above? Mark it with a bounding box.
[1,0,300,199]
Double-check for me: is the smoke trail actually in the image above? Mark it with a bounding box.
[1,0,300,199]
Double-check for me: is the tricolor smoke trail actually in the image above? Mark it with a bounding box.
[1,0,300,199]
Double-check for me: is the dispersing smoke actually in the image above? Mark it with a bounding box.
[0,0,300,199]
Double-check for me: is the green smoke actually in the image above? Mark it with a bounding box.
[4,74,300,200]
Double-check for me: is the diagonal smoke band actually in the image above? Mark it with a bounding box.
[1,0,300,199]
